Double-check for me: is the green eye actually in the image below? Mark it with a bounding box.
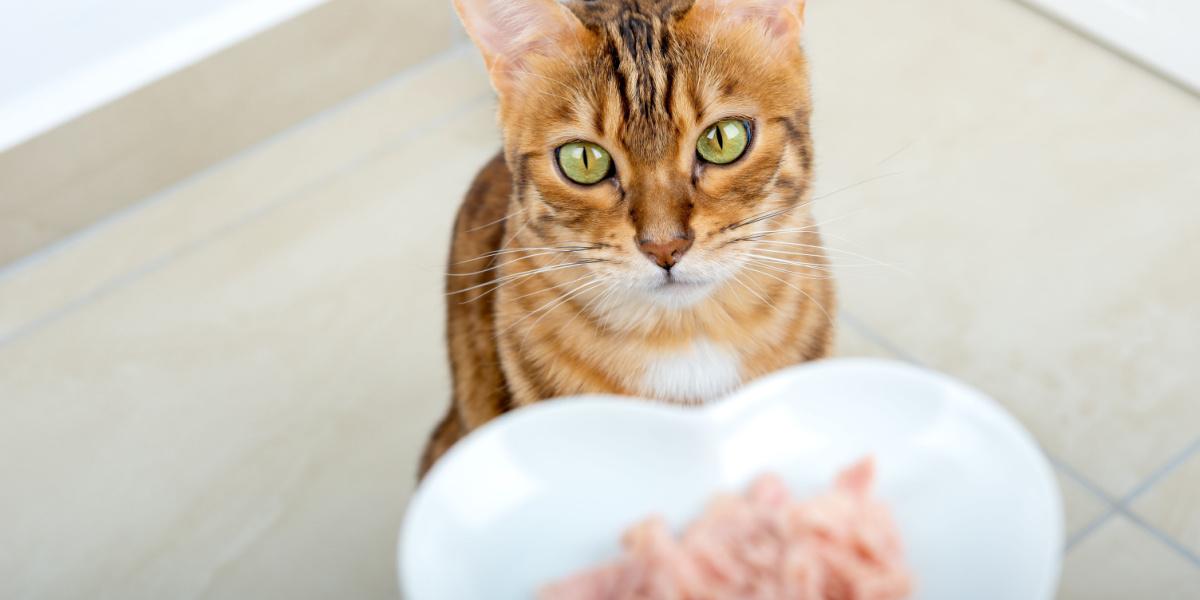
[557,141,613,185]
[697,119,751,165]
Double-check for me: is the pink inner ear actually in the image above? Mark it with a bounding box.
[454,0,580,72]
[697,0,806,38]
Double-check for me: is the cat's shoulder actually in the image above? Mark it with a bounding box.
[455,152,511,234]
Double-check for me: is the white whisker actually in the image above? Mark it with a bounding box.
[742,264,835,327]
[499,214,533,252]
[731,273,776,312]
[747,248,886,269]
[726,172,901,232]
[507,277,607,341]
[466,208,526,233]
[741,259,837,280]
[740,226,816,237]
[564,281,618,331]
[450,259,601,298]
[747,247,830,260]
[460,245,599,263]
[742,253,835,272]
[751,239,881,261]
[448,250,566,276]
[810,172,902,202]
[503,273,595,305]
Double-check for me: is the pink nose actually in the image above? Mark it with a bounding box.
[638,235,693,270]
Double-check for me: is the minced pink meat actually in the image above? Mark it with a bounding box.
[539,459,912,600]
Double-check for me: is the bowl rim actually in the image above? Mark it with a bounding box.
[397,357,1063,599]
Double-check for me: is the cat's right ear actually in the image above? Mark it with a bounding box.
[691,0,806,45]
[453,0,585,95]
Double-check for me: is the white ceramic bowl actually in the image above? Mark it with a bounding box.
[400,359,1062,600]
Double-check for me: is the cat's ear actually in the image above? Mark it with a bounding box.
[691,0,806,42]
[453,0,586,94]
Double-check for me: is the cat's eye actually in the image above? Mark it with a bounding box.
[697,119,751,165]
[557,141,613,185]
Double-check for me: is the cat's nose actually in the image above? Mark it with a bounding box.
[637,234,694,271]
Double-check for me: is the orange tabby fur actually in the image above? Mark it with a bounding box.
[421,0,834,475]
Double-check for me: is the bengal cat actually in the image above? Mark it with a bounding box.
[421,0,834,475]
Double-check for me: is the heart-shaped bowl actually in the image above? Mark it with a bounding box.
[399,359,1062,600]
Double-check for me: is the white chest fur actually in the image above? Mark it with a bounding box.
[638,339,742,403]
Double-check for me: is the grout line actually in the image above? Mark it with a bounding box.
[1118,437,1200,505]
[1057,495,1200,565]
[0,92,493,349]
[1050,454,1121,552]
[1018,416,1200,563]
[1056,480,1200,570]
[837,311,922,365]
[0,43,479,286]
[1049,455,1120,505]
[1120,509,1200,567]
[1059,492,1200,566]
[995,400,1200,562]
[1052,438,1200,560]
[1064,507,1115,551]
[1106,437,1200,565]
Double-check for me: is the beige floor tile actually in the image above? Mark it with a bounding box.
[806,0,1200,495]
[0,102,500,599]
[1132,448,1200,556]
[0,50,491,344]
[1057,517,1200,599]
[833,315,899,360]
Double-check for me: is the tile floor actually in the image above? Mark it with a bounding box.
[1,0,1197,598]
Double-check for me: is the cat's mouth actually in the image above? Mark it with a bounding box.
[661,276,701,287]
[640,272,718,308]
[657,270,711,288]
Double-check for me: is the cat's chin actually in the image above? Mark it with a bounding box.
[640,277,718,308]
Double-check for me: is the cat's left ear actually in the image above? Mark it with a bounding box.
[453,0,586,95]
[691,0,806,41]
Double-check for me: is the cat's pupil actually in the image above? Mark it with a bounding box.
[715,126,725,150]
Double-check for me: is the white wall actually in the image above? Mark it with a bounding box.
[1024,0,1200,92]
[0,0,329,151]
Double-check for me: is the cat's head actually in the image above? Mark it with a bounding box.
[456,0,814,307]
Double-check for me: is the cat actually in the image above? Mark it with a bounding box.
[421,0,834,476]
